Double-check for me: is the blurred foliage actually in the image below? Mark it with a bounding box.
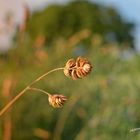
[27,1,134,48]
[0,32,140,140]
[0,1,140,140]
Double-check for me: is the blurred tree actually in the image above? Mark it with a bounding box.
[27,0,134,48]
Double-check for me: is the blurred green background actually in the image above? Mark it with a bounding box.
[0,1,140,140]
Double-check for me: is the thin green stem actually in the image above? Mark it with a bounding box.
[29,87,51,96]
[0,67,64,117]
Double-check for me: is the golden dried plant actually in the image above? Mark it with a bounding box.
[0,56,92,117]
[48,94,67,108]
[64,57,92,80]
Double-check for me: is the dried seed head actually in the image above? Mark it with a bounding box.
[64,56,92,80]
[48,94,67,108]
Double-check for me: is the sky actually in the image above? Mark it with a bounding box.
[0,0,140,51]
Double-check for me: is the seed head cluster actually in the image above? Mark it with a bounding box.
[64,56,92,80]
[48,56,92,108]
[48,94,67,108]
[0,56,92,117]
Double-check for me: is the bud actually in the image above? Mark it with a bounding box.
[64,57,92,80]
[48,94,67,108]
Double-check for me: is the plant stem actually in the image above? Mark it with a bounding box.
[29,87,51,96]
[0,87,29,117]
[29,68,64,87]
[0,67,64,117]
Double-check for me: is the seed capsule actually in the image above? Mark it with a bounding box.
[64,57,92,80]
[48,94,67,108]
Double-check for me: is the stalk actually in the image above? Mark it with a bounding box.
[0,68,64,117]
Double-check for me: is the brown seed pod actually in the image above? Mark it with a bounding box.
[63,58,76,78]
[48,94,67,108]
[64,56,92,80]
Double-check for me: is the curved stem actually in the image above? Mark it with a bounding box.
[29,67,64,87]
[0,87,29,117]
[0,67,64,117]
[29,87,51,96]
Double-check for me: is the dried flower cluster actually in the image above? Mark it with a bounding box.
[64,56,92,80]
[48,57,92,108]
[48,94,67,108]
[0,56,92,116]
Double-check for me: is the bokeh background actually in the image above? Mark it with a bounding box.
[0,0,140,140]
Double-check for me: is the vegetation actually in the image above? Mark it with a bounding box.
[0,1,140,140]
[27,1,134,48]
